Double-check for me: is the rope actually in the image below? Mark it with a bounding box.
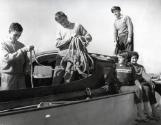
[29,36,94,86]
[30,51,34,88]
[60,36,94,76]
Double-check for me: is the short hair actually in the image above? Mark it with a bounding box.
[111,6,121,13]
[55,11,67,22]
[118,52,128,59]
[9,22,23,33]
[131,51,139,59]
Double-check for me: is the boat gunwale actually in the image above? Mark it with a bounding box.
[0,91,134,117]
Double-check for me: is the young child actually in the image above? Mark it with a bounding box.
[130,51,160,120]
[0,22,34,90]
[115,52,151,122]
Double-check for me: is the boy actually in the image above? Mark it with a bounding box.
[116,52,151,122]
[130,51,160,120]
[53,11,92,85]
[111,6,134,55]
[0,22,34,90]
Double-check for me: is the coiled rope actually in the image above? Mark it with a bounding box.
[60,36,94,76]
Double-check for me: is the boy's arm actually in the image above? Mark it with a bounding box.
[126,16,133,40]
[114,23,118,43]
[0,43,28,64]
[142,67,155,87]
[24,52,31,75]
[132,66,142,89]
[55,29,72,49]
[56,35,71,49]
[135,79,142,90]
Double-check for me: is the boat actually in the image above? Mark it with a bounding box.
[0,92,136,125]
[1,51,161,125]
[0,50,139,125]
[0,51,116,109]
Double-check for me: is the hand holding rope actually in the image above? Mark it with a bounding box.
[60,36,94,76]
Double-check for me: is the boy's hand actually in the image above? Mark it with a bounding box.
[21,45,34,53]
[136,84,142,90]
[28,45,34,51]
[135,81,142,90]
[26,45,34,52]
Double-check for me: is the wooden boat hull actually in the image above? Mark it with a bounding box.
[0,92,136,125]
[0,51,124,125]
[0,52,117,110]
[0,59,105,102]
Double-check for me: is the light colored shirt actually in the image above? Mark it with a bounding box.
[114,15,133,40]
[0,37,29,75]
[56,23,92,56]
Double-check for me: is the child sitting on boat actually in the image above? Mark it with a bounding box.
[129,51,160,121]
[115,52,152,122]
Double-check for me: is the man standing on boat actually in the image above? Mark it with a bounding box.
[0,22,34,90]
[53,11,92,85]
[111,6,134,55]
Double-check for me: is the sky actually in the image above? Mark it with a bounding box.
[0,0,161,73]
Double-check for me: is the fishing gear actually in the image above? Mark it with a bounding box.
[30,50,34,88]
[29,36,94,86]
[60,36,94,77]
